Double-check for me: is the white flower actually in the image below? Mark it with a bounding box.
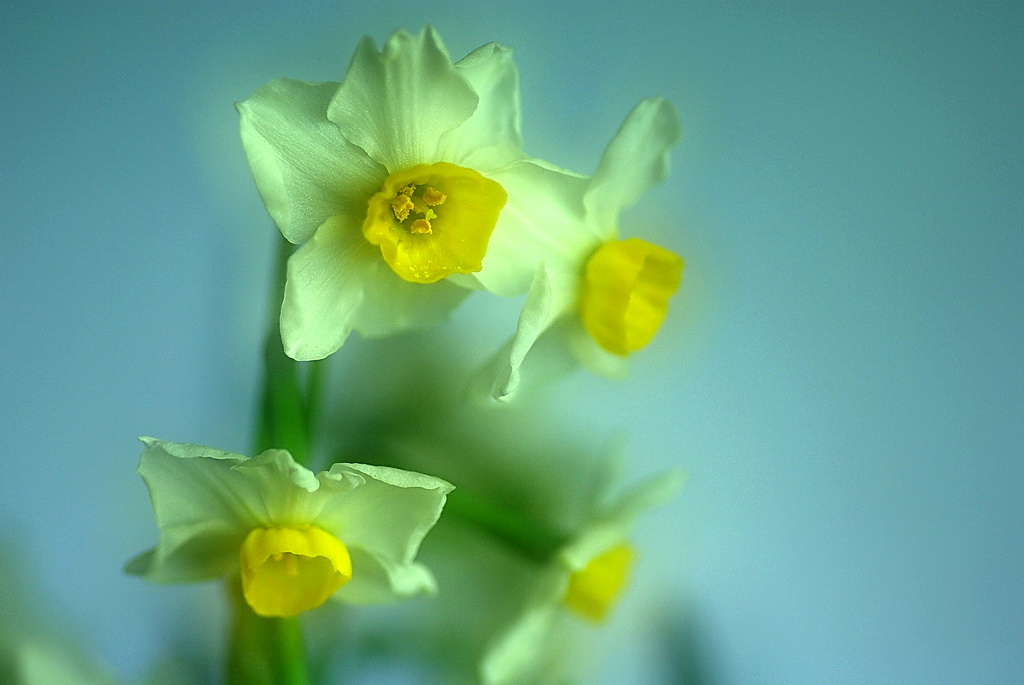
[479,471,682,685]
[10,641,117,685]
[238,27,580,360]
[476,98,685,400]
[127,438,452,617]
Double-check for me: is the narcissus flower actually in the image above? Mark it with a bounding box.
[475,97,685,400]
[127,438,452,617]
[238,26,579,360]
[479,471,681,685]
[10,641,118,685]
[0,555,150,685]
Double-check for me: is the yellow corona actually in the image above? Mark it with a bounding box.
[580,238,683,356]
[363,162,507,283]
[563,543,635,622]
[240,525,353,618]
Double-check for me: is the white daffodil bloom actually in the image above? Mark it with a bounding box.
[127,438,452,617]
[479,471,682,685]
[0,555,158,685]
[477,98,685,401]
[12,641,118,685]
[238,27,581,360]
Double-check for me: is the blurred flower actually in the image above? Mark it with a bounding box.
[7,639,194,685]
[9,641,118,685]
[239,26,579,360]
[127,438,451,617]
[278,329,685,682]
[477,98,685,401]
[0,549,188,685]
[479,471,682,685]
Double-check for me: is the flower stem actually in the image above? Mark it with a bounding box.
[226,581,312,685]
[253,233,321,466]
[443,489,568,563]
[304,357,327,462]
[256,327,309,463]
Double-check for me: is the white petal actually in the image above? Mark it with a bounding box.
[279,215,368,360]
[315,463,452,566]
[229,448,324,521]
[584,97,682,229]
[576,438,629,518]
[484,268,579,402]
[335,548,438,605]
[352,261,470,340]
[238,78,385,244]
[281,215,471,360]
[567,321,630,378]
[440,41,522,167]
[127,439,299,582]
[138,437,244,463]
[328,27,478,172]
[561,471,683,570]
[480,568,566,685]
[124,526,238,584]
[16,640,118,685]
[472,158,595,298]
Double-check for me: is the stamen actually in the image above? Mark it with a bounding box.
[391,194,415,221]
[422,187,446,206]
[390,185,440,228]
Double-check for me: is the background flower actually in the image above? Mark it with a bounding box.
[311,330,681,683]
[479,471,682,685]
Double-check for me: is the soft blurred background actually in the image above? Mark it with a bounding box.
[2,1,1021,683]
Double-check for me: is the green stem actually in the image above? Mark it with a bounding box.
[226,582,311,685]
[253,234,316,465]
[256,328,309,463]
[304,358,327,465]
[443,489,568,563]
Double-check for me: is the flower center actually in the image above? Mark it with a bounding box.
[579,238,684,356]
[563,543,635,622]
[362,162,507,284]
[240,525,352,618]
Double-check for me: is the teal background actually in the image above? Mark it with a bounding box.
[1,1,1021,683]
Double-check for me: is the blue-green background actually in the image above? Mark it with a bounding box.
[2,2,1021,683]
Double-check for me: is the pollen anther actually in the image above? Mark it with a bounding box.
[410,218,432,234]
[389,184,443,231]
[422,187,446,206]
[391,195,415,221]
